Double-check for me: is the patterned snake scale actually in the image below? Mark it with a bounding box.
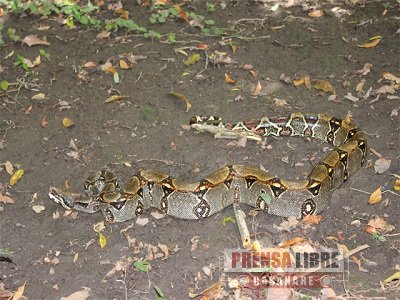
[49,112,367,222]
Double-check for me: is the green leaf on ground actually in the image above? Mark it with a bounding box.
[0,80,9,91]
[154,284,165,299]
[223,216,235,226]
[184,53,201,66]
[133,260,150,272]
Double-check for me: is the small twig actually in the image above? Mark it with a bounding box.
[115,267,128,300]
[234,17,268,25]
[193,50,209,79]
[233,203,251,248]
[383,190,400,197]
[384,232,400,237]
[235,35,271,40]
[369,147,383,158]
[350,187,370,195]
[133,158,185,166]
[134,72,143,83]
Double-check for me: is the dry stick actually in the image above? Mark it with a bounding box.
[134,158,185,166]
[234,17,268,25]
[350,187,370,195]
[383,190,400,197]
[115,267,128,300]
[233,203,251,248]
[193,50,209,79]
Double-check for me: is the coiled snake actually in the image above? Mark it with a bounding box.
[49,112,367,222]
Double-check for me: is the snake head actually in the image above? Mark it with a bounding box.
[48,187,74,210]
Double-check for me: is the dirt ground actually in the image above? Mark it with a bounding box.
[0,1,399,299]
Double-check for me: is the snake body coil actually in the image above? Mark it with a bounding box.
[49,112,367,222]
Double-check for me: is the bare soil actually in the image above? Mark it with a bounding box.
[0,1,399,299]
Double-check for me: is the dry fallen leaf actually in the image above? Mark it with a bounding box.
[105,95,129,103]
[196,43,208,50]
[383,71,400,84]
[96,30,111,39]
[100,61,116,74]
[351,256,368,272]
[32,205,46,213]
[250,240,262,251]
[391,107,399,119]
[278,237,305,248]
[368,186,382,204]
[158,243,169,258]
[304,75,311,89]
[376,83,398,94]
[150,211,166,219]
[98,232,107,249]
[275,216,299,231]
[5,161,13,175]
[344,93,359,102]
[293,78,304,86]
[374,157,391,173]
[53,211,60,219]
[320,287,337,299]
[37,24,50,31]
[9,169,24,186]
[11,282,26,300]
[115,8,129,19]
[394,179,400,192]
[26,105,33,114]
[273,98,288,108]
[0,194,15,204]
[314,80,335,93]
[364,225,377,234]
[83,61,96,68]
[383,271,400,285]
[174,4,189,24]
[135,216,149,226]
[191,236,200,252]
[336,243,349,256]
[355,79,366,92]
[31,93,45,100]
[60,287,91,300]
[249,69,258,78]
[188,280,223,299]
[224,73,236,84]
[183,53,201,66]
[251,80,262,97]
[302,214,324,225]
[40,117,48,128]
[367,215,395,233]
[62,117,74,128]
[168,91,192,112]
[119,59,131,69]
[355,63,373,76]
[93,221,105,233]
[308,10,324,17]
[357,37,382,48]
[22,34,50,46]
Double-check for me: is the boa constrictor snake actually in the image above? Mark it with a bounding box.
[49,112,367,223]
